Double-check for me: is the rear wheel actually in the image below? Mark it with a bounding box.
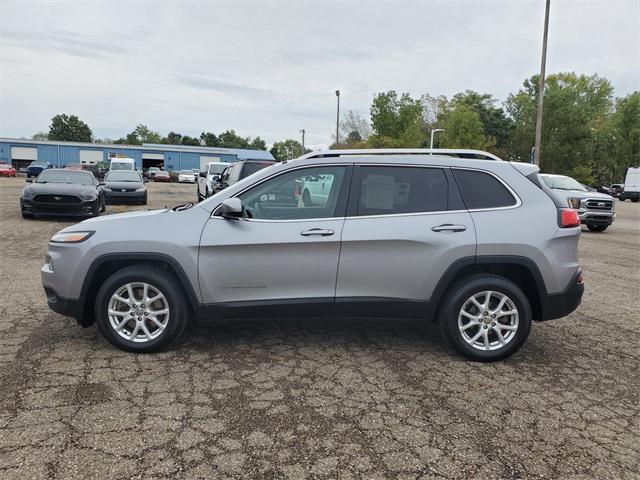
[439,274,532,362]
[95,265,188,353]
[632,198,639,203]
[587,224,607,232]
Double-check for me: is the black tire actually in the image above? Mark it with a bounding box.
[439,274,532,362]
[95,265,189,353]
[197,189,203,202]
[632,198,639,203]
[21,211,33,219]
[302,190,312,207]
[587,224,608,232]
[100,196,106,212]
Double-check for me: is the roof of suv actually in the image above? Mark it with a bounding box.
[299,148,503,161]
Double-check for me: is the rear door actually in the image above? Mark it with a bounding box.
[198,164,352,316]
[335,165,476,317]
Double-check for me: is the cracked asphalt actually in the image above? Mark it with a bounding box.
[0,176,639,479]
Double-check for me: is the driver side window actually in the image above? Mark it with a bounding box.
[238,166,347,220]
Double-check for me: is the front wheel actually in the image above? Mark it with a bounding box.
[632,198,639,203]
[95,265,188,353]
[439,274,532,362]
[587,224,608,232]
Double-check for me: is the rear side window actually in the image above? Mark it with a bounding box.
[453,169,517,209]
[356,166,448,216]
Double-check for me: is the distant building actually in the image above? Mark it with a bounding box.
[0,138,275,171]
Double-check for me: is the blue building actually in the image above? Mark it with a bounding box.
[0,138,275,171]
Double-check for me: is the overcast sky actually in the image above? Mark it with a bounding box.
[1,0,638,148]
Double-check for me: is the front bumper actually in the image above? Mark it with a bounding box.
[105,190,147,203]
[21,198,99,217]
[179,178,196,183]
[578,210,614,226]
[44,286,83,320]
[538,270,584,321]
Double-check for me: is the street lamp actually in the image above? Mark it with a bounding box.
[335,90,340,146]
[430,129,445,152]
[300,129,305,155]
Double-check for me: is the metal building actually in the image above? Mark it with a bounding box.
[0,138,275,171]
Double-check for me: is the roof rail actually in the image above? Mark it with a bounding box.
[299,148,503,161]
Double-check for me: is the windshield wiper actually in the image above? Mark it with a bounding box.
[173,202,195,211]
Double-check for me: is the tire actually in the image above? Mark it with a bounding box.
[95,265,188,353]
[100,196,106,213]
[632,198,639,203]
[21,211,33,219]
[587,224,607,232]
[439,274,532,362]
[302,190,312,207]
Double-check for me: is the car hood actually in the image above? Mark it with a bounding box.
[105,181,143,189]
[81,208,167,225]
[24,182,96,195]
[549,188,614,202]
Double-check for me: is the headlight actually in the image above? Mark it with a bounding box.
[103,187,112,191]
[20,189,31,199]
[82,192,98,201]
[50,231,94,243]
[567,198,581,209]
[135,186,146,192]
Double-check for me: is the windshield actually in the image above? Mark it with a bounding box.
[0,165,11,170]
[106,171,141,182]
[36,170,95,185]
[149,167,159,172]
[111,161,134,171]
[208,164,227,174]
[242,162,273,178]
[541,175,586,191]
[180,170,192,175]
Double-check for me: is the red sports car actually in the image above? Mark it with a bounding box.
[154,170,171,182]
[0,164,17,177]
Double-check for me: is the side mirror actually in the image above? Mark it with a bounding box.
[212,174,221,181]
[26,177,33,183]
[219,198,243,218]
[199,171,206,178]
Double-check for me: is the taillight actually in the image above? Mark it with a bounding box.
[559,208,580,228]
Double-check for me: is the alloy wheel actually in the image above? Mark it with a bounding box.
[458,290,519,351]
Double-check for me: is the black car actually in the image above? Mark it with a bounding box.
[214,160,275,193]
[103,170,147,204]
[26,161,54,178]
[20,169,106,219]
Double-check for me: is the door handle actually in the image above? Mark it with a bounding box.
[301,228,335,236]
[431,224,467,233]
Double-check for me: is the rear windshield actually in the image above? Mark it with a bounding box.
[180,170,192,175]
[36,170,94,185]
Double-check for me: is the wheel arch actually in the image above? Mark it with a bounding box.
[429,256,546,321]
[78,253,200,327]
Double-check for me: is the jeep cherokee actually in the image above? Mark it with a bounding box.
[42,149,584,361]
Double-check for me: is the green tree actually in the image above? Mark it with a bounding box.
[32,132,49,141]
[370,91,424,141]
[270,139,304,161]
[612,91,640,171]
[249,136,267,150]
[567,165,596,186]
[218,130,250,149]
[117,124,162,145]
[163,131,183,144]
[200,132,219,147]
[439,104,488,149]
[48,114,93,142]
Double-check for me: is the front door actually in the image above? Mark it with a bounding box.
[198,164,351,318]
[335,165,476,317]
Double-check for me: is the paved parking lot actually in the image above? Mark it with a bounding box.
[0,176,638,479]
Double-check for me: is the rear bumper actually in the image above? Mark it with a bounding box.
[538,270,584,321]
[105,191,146,203]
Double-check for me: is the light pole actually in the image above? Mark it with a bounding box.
[300,129,305,155]
[430,129,445,153]
[534,0,551,166]
[335,90,340,146]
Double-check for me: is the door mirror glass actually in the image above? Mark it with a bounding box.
[220,198,243,218]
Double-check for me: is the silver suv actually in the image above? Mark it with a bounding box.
[42,149,584,361]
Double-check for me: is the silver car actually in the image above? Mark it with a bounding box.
[42,149,584,361]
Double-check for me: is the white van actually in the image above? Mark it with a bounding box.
[620,167,640,202]
[110,157,136,171]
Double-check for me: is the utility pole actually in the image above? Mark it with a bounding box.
[335,90,340,146]
[534,0,551,166]
[300,129,305,155]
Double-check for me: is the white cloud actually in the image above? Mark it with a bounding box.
[1,0,638,145]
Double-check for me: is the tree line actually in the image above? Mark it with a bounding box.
[34,71,639,185]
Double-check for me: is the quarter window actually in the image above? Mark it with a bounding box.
[356,166,448,216]
[452,169,517,209]
[237,166,347,220]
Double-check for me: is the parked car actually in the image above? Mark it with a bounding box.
[145,167,161,179]
[21,169,105,219]
[197,161,229,200]
[618,167,640,202]
[178,169,196,183]
[26,161,54,178]
[540,173,615,232]
[215,160,276,193]
[109,157,136,171]
[0,163,17,177]
[103,170,147,204]
[154,170,171,182]
[42,149,584,361]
